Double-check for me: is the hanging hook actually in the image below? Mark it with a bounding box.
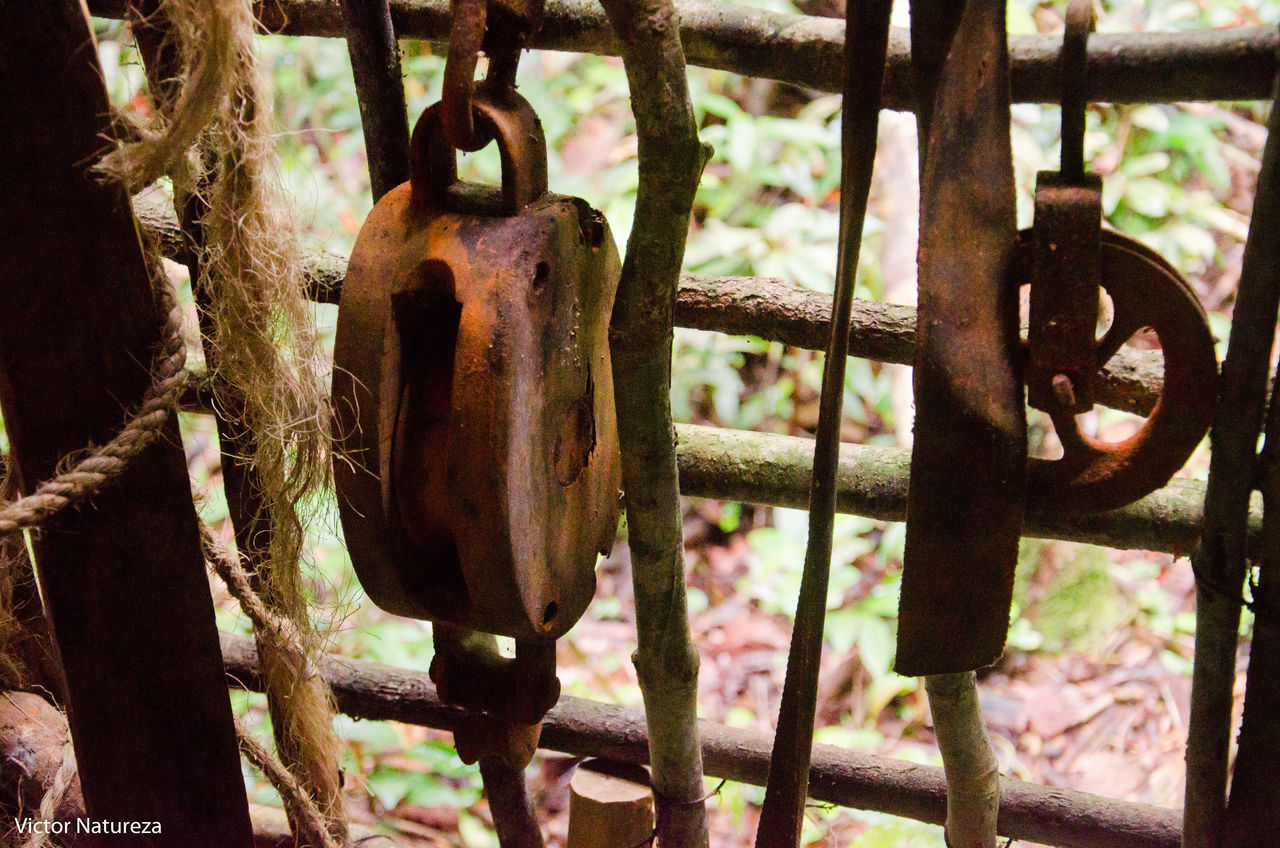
[1059,0,1095,183]
[440,0,545,152]
[442,0,488,151]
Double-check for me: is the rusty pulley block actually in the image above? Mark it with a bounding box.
[896,0,1218,675]
[333,48,622,762]
[1020,2,1216,517]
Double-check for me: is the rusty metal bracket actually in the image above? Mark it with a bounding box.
[1028,0,1099,416]
[898,0,1217,676]
[1019,229,1218,515]
[441,0,545,150]
[1023,0,1217,516]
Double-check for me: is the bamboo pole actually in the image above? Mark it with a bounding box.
[594,0,713,842]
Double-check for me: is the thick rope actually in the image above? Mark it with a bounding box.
[201,521,316,681]
[110,4,347,840]
[0,287,187,538]
[0,276,342,843]
[0,275,182,847]
[22,740,76,848]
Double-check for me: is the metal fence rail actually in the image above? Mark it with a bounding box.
[143,208,1257,560]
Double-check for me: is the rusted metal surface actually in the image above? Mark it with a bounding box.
[429,625,559,766]
[334,87,621,769]
[1028,0,1100,420]
[441,0,546,149]
[895,0,1026,677]
[1058,0,1094,183]
[898,0,1216,676]
[1020,230,1217,515]
[442,0,489,150]
[1026,176,1102,415]
[1023,0,1215,515]
[0,3,253,844]
[334,87,620,637]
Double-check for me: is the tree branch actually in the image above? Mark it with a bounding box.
[221,632,1184,848]
[85,0,1280,105]
[1184,70,1280,848]
[593,0,712,843]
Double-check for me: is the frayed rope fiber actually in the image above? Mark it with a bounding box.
[102,0,347,842]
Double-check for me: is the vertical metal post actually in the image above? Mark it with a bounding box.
[338,0,412,201]
[755,1,893,842]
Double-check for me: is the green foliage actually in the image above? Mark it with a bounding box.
[839,812,945,847]
[1034,546,1131,652]
[746,510,919,719]
[365,742,481,811]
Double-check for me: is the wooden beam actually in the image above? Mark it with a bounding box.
[222,632,1183,848]
[0,4,253,845]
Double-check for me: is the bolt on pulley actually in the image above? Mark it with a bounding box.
[332,0,622,766]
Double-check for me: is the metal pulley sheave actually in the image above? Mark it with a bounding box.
[332,22,623,763]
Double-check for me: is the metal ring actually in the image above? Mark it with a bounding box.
[409,86,548,215]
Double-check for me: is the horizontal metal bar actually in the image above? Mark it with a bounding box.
[88,0,1279,105]
[134,207,1165,417]
[221,631,1181,848]
[675,422,1252,556]
[152,197,1217,555]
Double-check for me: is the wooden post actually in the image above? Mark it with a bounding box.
[0,4,254,846]
[567,761,654,848]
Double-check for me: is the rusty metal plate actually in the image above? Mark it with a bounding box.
[1027,173,1103,415]
[333,91,622,640]
[895,0,1026,677]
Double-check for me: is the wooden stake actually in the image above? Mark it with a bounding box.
[567,762,654,848]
